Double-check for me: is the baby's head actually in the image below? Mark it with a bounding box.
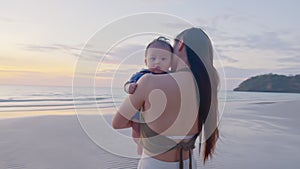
[145,36,173,73]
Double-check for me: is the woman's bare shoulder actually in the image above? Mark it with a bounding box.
[138,74,175,92]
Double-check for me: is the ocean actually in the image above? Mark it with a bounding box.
[1,84,300,113]
[0,85,123,113]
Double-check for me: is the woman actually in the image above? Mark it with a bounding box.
[112,27,219,169]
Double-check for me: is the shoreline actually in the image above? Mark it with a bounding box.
[0,100,299,168]
[233,90,300,94]
[0,107,116,120]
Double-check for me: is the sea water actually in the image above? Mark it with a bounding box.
[1,84,300,113]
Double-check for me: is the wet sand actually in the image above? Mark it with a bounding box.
[0,101,299,169]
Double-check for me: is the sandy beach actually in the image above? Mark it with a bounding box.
[0,100,299,169]
[0,109,139,169]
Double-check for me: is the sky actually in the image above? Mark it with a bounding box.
[1,0,300,90]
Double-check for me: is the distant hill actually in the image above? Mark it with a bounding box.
[233,74,300,93]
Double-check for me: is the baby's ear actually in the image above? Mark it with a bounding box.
[144,58,147,66]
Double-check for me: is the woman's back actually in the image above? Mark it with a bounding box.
[138,71,199,161]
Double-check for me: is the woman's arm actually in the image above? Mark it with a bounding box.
[112,75,149,129]
[112,111,133,129]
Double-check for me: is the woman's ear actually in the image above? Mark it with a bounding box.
[178,40,184,51]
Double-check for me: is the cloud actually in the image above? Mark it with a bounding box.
[162,21,193,32]
[223,66,270,78]
[0,69,73,86]
[23,44,62,52]
[219,54,238,63]
[212,28,299,55]
[20,43,81,53]
[234,31,299,52]
[221,66,300,88]
[0,69,42,74]
[275,66,300,75]
[272,61,300,75]
[195,14,253,36]
[0,16,14,23]
[0,55,12,61]
[0,68,71,78]
[108,43,145,60]
[195,14,300,56]
[222,66,273,89]
[19,43,108,61]
[214,48,238,63]
[277,55,300,63]
[20,42,149,64]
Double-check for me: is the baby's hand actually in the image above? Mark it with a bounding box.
[128,83,138,94]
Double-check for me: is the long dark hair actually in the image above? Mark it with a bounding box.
[180,28,219,163]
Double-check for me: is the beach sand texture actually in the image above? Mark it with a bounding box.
[0,100,299,169]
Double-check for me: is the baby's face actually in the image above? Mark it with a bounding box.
[145,47,172,73]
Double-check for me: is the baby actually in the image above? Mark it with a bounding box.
[124,36,173,155]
